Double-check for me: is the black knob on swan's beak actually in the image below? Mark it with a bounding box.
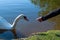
[23,16,29,21]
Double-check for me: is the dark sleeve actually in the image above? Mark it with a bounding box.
[42,8,60,21]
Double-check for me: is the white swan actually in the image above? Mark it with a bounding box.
[0,14,29,38]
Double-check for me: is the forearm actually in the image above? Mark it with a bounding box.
[42,8,60,21]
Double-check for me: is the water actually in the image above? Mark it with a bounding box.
[0,0,55,39]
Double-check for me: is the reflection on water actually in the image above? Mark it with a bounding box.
[0,0,55,39]
[0,31,14,39]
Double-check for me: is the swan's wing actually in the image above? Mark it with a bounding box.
[0,16,12,29]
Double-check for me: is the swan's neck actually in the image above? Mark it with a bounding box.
[11,14,24,29]
[12,19,17,29]
[12,17,22,29]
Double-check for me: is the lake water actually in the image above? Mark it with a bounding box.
[0,0,55,39]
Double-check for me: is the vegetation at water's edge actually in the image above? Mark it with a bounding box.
[25,30,60,40]
[31,0,60,15]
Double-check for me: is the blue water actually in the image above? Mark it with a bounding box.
[0,0,55,39]
[0,0,40,39]
[0,0,39,18]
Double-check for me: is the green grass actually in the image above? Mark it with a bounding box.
[26,30,60,40]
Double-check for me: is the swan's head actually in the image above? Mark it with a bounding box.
[17,14,29,21]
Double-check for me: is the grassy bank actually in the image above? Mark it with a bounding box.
[26,30,60,40]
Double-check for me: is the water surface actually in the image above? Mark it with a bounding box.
[0,0,55,39]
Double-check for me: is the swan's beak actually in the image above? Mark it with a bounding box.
[23,16,29,21]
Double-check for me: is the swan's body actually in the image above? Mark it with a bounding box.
[0,16,12,29]
[0,14,28,38]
